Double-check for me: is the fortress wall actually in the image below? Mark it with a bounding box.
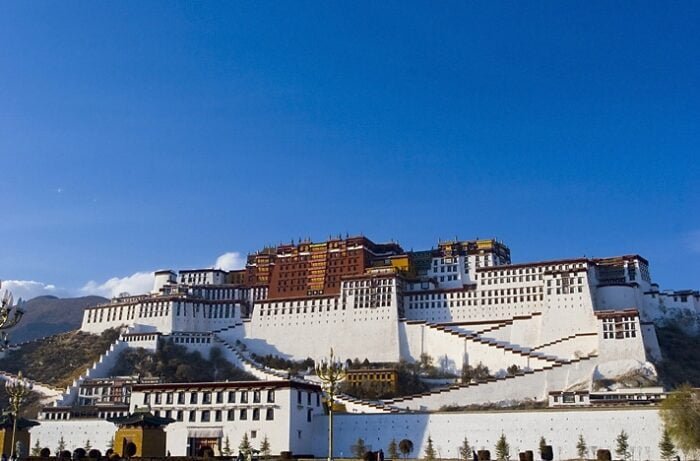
[81,314,132,334]
[122,335,159,352]
[506,315,542,349]
[595,286,644,312]
[641,324,662,362]
[30,420,116,454]
[442,322,508,335]
[54,335,130,407]
[405,302,536,325]
[30,405,665,459]
[596,320,648,364]
[533,334,598,360]
[387,357,596,411]
[81,301,243,335]
[477,324,512,343]
[539,290,598,346]
[170,310,240,333]
[400,323,551,374]
[330,406,663,460]
[244,303,401,364]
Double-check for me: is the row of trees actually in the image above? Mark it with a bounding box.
[222,433,271,459]
[352,430,678,461]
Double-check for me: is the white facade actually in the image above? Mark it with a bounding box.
[330,407,665,460]
[129,380,323,456]
[74,245,700,410]
[29,405,666,459]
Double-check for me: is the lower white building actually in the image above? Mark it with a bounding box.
[129,380,324,457]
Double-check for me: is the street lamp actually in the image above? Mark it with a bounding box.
[0,282,25,351]
[315,348,347,461]
[6,371,32,458]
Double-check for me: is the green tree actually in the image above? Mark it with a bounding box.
[576,434,587,460]
[260,435,271,461]
[615,430,630,461]
[659,428,677,461]
[459,437,472,461]
[31,440,41,457]
[239,433,251,455]
[399,440,414,460]
[539,437,547,460]
[495,434,510,461]
[352,438,367,460]
[661,385,700,456]
[388,439,399,460]
[222,436,232,457]
[424,436,436,461]
[420,353,434,374]
[462,362,491,383]
[57,436,66,454]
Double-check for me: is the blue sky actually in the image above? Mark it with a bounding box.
[0,2,698,299]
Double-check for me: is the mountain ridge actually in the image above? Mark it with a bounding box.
[9,295,108,343]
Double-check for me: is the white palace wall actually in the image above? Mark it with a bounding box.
[30,420,116,454]
[244,300,402,364]
[329,407,664,460]
[386,357,596,411]
[81,300,243,335]
[532,334,599,360]
[399,322,551,375]
[30,406,665,459]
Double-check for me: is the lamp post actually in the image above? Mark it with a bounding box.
[315,348,347,461]
[0,282,25,351]
[6,371,32,458]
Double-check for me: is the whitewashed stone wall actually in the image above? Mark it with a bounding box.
[386,358,597,411]
[330,407,664,460]
[244,302,401,364]
[30,420,116,454]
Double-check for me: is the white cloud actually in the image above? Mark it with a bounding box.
[685,230,700,254]
[5,252,246,302]
[80,271,155,298]
[0,280,68,302]
[214,252,245,271]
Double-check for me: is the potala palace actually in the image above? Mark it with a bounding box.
[20,236,700,458]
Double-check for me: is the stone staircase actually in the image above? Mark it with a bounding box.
[413,320,566,370]
[0,371,63,400]
[530,332,598,351]
[212,334,290,381]
[383,352,599,410]
[53,327,133,406]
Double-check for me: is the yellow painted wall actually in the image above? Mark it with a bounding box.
[114,427,167,458]
[0,428,31,457]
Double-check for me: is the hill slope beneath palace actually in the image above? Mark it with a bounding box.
[0,328,121,389]
[10,295,107,343]
[656,324,700,388]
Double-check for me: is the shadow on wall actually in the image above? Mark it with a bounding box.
[329,413,431,459]
[239,338,296,362]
